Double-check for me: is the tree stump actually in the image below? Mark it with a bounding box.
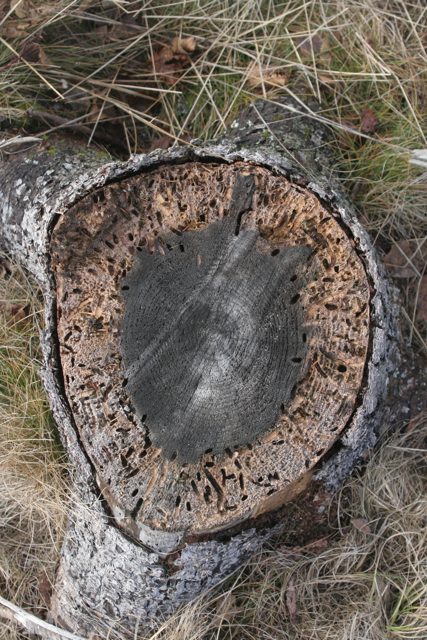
[0,99,399,636]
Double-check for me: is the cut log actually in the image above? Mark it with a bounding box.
[0,99,400,636]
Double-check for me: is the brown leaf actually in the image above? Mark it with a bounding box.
[148,35,197,85]
[37,45,50,66]
[1,21,31,39]
[296,34,323,56]
[171,36,197,54]
[416,276,427,322]
[151,44,190,85]
[318,73,336,84]
[10,0,36,19]
[351,517,371,534]
[246,61,289,89]
[10,0,32,18]
[286,578,297,623]
[148,135,175,152]
[38,570,52,607]
[360,107,379,134]
[385,240,427,278]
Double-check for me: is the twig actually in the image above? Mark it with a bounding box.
[0,136,41,153]
[0,595,87,640]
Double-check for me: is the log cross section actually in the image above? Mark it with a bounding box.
[51,161,370,543]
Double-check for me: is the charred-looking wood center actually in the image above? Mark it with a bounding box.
[121,175,311,463]
[51,161,371,541]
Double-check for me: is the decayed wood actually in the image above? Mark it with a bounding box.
[0,99,400,637]
[50,161,371,542]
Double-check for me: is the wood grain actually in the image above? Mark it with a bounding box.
[122,174,311,462]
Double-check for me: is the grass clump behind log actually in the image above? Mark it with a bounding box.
[0,0,426,639]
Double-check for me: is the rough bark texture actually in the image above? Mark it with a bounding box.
[0,99,400,637]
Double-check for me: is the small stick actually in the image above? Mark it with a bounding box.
[0,595,87,640]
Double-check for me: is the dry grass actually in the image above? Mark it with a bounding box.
[0,0,426,639]
[0,259,69,639]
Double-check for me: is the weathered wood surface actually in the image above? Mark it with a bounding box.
[120,172,311,464]
[0,99,400,637]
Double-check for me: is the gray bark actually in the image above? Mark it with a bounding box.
[0,99,400,637]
